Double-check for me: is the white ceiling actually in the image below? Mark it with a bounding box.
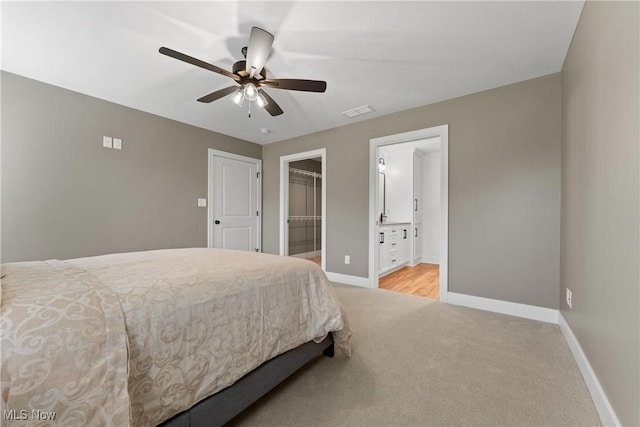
[1,1,583,145]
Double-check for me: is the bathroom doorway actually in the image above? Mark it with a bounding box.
[368,125,449,302]
[377,140,441,299]
[279,149,327,271]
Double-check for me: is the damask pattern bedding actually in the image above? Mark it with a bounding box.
[1,248,352,426]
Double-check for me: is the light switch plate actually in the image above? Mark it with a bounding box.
[103,136,112,148]
[113,138,122,150]
[197,198,207,207]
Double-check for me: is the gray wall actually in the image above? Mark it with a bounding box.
[263,73,561,309]
[561,2,639,425]
[1,72,261,262]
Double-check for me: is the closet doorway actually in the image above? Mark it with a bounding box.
[279,149,326,271]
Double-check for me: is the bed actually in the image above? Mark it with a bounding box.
[1,248,351,426]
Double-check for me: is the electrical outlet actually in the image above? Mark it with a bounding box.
[566,288,572,309]
[103,136,112,148]
[344,255,350,265]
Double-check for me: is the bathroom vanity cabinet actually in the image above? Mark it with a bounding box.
[378,223,410,275]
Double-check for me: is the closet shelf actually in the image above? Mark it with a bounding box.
[289,167,322,179]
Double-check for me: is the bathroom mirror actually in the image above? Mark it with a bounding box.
[378,171,386,223]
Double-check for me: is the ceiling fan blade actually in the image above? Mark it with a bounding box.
[261,79,326,93]
[258,89,284,116]
[245,27,274,78]
[197,86,238,103]
[159,47,240,82]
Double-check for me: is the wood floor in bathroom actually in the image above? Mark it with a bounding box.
[378,263,439,300]
[309,256,321,265]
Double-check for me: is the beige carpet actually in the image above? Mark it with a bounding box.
[230,285,600,426]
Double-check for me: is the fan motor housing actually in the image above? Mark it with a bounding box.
[233,60,266,79]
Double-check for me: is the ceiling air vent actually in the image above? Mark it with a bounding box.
[341,104,375,118]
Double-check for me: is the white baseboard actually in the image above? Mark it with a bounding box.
[447,292,559,324]
[421,256,439,264]
[378,262,408,278]
[325,271,370,288]
[558,313,620,426]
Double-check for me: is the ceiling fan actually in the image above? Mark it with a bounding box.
[159,27,326,117]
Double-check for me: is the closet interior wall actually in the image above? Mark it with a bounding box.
[288,159,322,259]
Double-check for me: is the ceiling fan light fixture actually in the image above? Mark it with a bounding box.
[231,88,244,107]
[243,83,258,101]
[256,92,268,109]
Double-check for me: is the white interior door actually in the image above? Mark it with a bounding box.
[208,150,261,252]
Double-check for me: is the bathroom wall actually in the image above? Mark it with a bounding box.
[421,150,441,263]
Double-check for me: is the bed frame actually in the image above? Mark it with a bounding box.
[159,334,335,427]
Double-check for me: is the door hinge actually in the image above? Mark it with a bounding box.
[257,172,261,178]
[256,210,259,216]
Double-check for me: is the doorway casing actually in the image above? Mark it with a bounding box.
[368,125,449,301]
[279,148,327,272]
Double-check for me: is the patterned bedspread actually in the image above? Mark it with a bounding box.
[1,248,352,426]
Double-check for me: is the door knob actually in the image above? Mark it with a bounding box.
[214,220,221,224]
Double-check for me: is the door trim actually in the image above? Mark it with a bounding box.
[368,125,449,302]
[279,148,327,272]
[208,149,262,251]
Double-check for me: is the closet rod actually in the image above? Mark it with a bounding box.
[288,216,323,221]
[288,179,316,186]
